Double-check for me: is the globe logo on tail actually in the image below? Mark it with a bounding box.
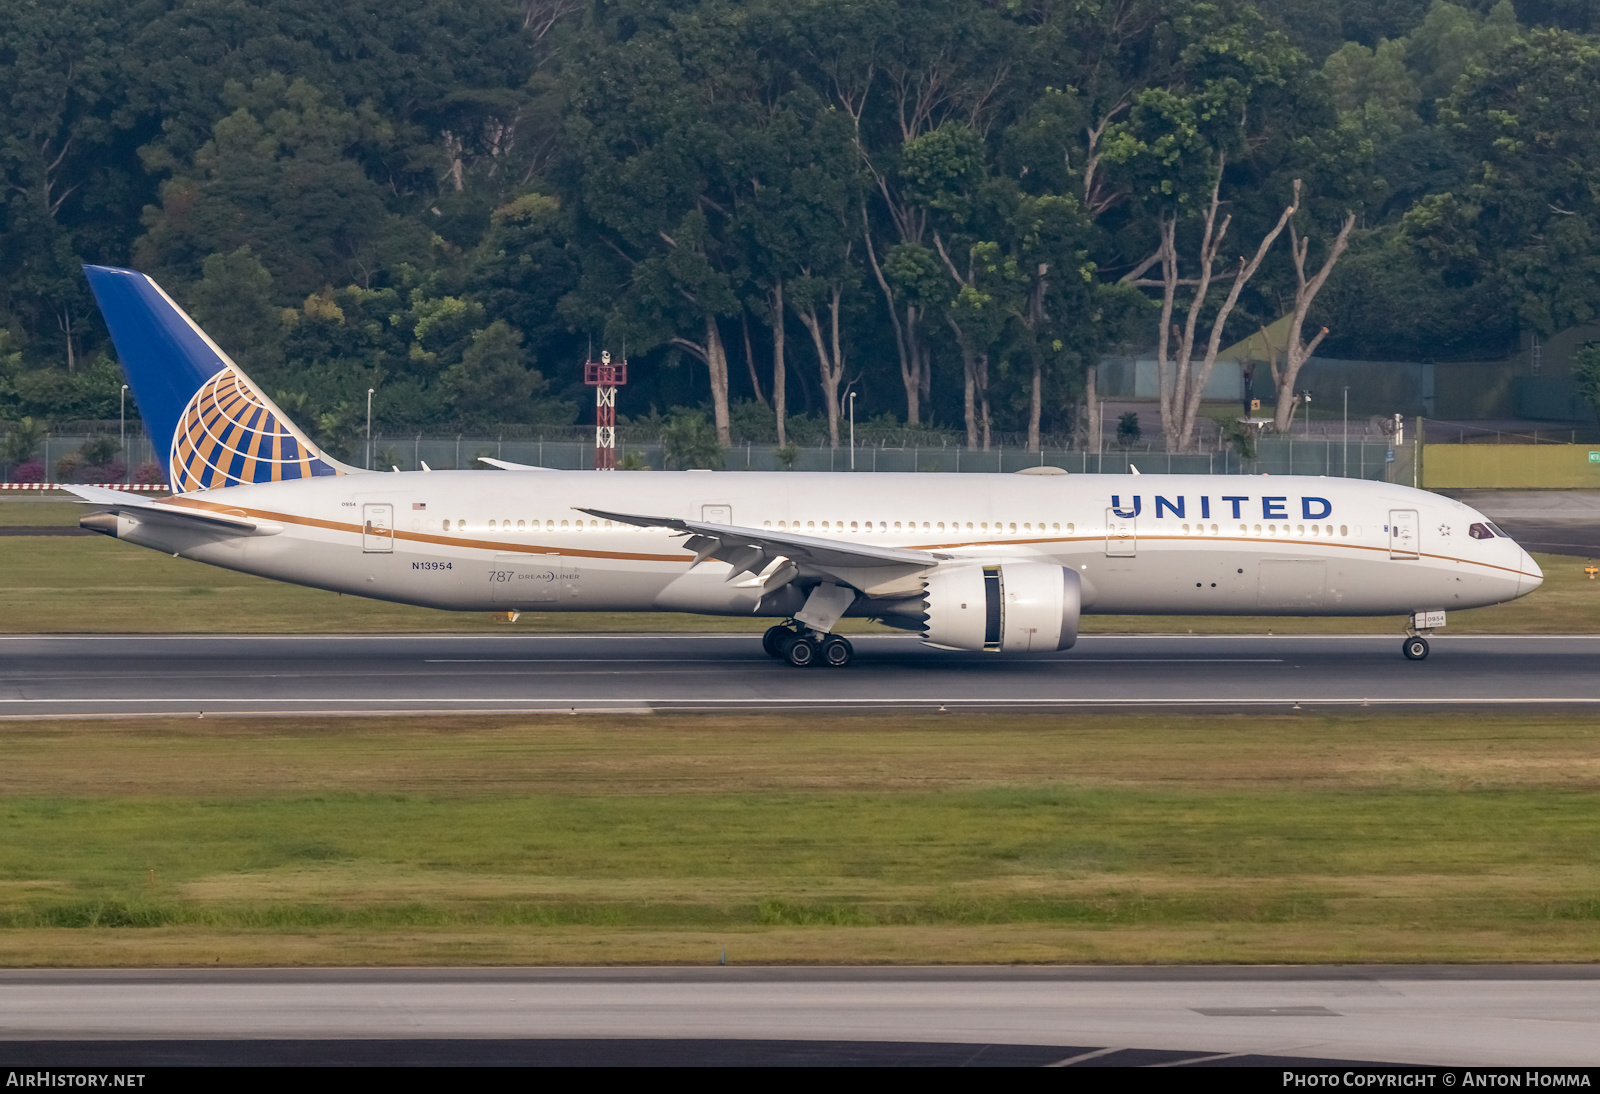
[169,367,337,493]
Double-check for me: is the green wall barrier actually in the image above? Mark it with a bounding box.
[1423,445,1600,489]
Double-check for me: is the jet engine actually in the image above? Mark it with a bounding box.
[921,561,1081,652]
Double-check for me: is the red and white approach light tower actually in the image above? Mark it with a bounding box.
[583,350,627,470]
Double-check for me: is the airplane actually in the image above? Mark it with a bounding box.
[67,264,1542,667]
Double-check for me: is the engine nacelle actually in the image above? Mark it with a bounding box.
[921,561,1081,652]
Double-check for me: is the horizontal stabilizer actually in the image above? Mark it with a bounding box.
[63,484,279,536]
[478,457,559,471]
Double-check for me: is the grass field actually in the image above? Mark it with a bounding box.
[1,711,1598,967]
[1,523,1594,634]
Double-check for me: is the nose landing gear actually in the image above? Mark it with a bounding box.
[762,623,853,667]
[1402,610,1442,661]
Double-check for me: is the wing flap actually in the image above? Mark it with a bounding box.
[578,507,942,594]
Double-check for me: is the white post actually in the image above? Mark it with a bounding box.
[120,384,128,484]
[366,388,374,470]
[848,391,856,471]
[1342,386,1348,478]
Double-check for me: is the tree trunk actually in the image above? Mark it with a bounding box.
[1084,363,1102,454]
[795,290,846,449]
[770,280,787,448]
[705,317,731,446]
[949,315,980,449]
[864,216,923,426]
[1028,353,1042,452]
[1272,195,1356,432]
[977,351,991,450]
[741,311,767,408]
[1133,163,1296,451]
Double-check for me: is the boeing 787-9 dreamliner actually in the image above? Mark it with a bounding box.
[68,265,1542,667]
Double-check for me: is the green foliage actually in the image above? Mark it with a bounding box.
[1116,411,1143,447]
[1573,344,1600,420]
[1,416,45,466]
[660,409,725,470]
[1222,417,1259,459]
[0,0,1595,438]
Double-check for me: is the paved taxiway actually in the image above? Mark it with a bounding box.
[2,967,1598,1067]
[1,633,1597,716]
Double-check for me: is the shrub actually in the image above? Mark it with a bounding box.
[9,460,44,483]
[1116,411,1142,447]
[133,462,167,487]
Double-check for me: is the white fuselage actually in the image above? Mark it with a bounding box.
[103,470,1542,623]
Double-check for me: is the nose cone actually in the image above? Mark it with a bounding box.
[1517,547,1544,597]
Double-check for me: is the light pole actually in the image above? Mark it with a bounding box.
[365,388,375,470]
[848,391,857,471]
[119,384,128,484]
[1342,385,1349,478]
[1302,391,1312,438]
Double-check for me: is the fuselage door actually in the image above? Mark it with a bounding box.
[362,503,394,553]
[1105,508,1136,557]
[1389,509,1419,560]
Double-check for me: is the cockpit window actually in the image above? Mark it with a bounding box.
[1468,522,1497,539]
[1486,522,1508,538]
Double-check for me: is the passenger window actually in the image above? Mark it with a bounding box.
[1469,523,1495,540]
[1210,524,1218,535]
[850,522,858,531]
[1065,523,1073,533]
[517,520,525,530]
[560,520,569,529]
[894,522,902,531]
[1009,522,1017,533]
[1296,524,1305,536]
[1253,524,1262,535]
[442,520,451,531]
[807,522,815,530]
[1182,524,1190,534]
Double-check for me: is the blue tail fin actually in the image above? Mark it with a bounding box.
[83,265,361,493]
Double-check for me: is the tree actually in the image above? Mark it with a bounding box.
[1268,187,1356,431]
[1574,343,1600,422]
[136,76,394,300]
[660,409,725,469]
[1405,25,1600,338]
[1106,1,1319,449]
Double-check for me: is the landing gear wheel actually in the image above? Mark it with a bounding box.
[762,625,792,659]
[821,636,854,668]
[1403,636,1430,661]
[786,635,819,667]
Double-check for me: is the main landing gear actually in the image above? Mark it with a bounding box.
[763,623,853,668]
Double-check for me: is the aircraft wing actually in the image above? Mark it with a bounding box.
[63,484,280,535]
[578,507,945,594]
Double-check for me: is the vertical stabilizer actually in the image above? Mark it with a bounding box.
[82,265,362,492]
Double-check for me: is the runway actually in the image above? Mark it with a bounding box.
[0,632,1597,716]
[1,966,1598,1067]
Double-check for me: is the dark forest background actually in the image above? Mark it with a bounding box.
[4,0,1600,455]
